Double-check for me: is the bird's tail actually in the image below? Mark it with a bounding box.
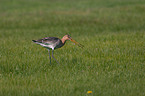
[32,40,39,44]
[32,40,42,45]
[32,40,47,47]
[32,40,37,42]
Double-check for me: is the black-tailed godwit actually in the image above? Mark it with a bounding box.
[32,35,83,64]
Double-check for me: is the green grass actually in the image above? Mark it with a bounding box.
[0,0,144,96]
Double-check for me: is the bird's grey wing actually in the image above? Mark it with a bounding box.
[35,37,60,45]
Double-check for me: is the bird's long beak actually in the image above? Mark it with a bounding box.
[70,39,84,48]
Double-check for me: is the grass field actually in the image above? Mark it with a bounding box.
[0,0,145,96]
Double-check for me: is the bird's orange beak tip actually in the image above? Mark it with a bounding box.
[70,39,84,48]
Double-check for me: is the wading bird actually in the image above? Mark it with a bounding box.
[32,35,83,64]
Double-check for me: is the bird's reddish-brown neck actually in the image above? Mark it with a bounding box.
[61,38,68,44]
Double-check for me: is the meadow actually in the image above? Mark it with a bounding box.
[0,0,144,96]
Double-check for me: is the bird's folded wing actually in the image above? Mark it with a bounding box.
[35,37,59,45]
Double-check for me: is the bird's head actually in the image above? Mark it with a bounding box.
[63,35,84,48]
[63,35,72,40]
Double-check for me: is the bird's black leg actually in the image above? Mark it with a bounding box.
[48,49,51,64]
[52,50,59,64]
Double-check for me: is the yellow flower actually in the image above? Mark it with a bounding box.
[87,91,92,94]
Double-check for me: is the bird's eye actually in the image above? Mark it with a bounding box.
[68,35,71,38]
